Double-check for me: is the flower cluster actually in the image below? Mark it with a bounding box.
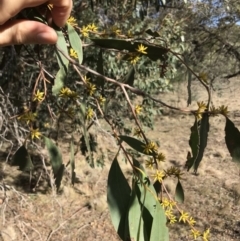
[59,87,78,99]
[69,48,78,59]
[80,23,98,37]
[18,111,37,125]
[67,16,78,27]
[196,101,207,120]
[143,141,158,154]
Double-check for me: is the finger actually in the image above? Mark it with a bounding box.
[0,20,57,47]
[0,0,72,27]
[50,0,73,27]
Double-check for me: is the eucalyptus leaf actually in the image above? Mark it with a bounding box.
[44,137,64,190]
[225,117,240,164]
[91,38,168,62]
[175,180,184,203]
[12,145,33,172]
[186,118,199,170]
[67,23,83,64]
[119,135,156,156]
[55,30,69,71]
[107,157,131,240]
[194,113,209,173]
[52,66,67,96]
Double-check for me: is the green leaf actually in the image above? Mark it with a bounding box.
[150,201,169,241]
[124,66,135,86]
[70,138,76,185]
[225,117,240,164]
[187,70,192,106]
[194,113,209,173]
[119,135,155,156]
[44,137,64,190]
[12,145,33,172]
[67,23,83,64]
[186,118,199,170]
[133,159,155,240]
[128,184,146,241]
[55,164,65,191]
[107,157,131,240]
[145,29,160,38]
[52,66,67,95]
[175,180,184,203]
[130,159,169,241]
[55,30,69,71]
[91,38,168,62]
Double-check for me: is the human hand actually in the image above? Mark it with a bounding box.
[0,0,72,47]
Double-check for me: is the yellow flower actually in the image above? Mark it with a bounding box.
[145,158,155,170]
[197,101,207,112]
[68,90,78,99]
[83,75,91,83]
[70,48,78,59]
[136,44,148,54]
[67,16,77,27]
[179,211,189,223]
[33,89,44,102]
[111,26,121,36]
[165,209,173,218]
[188,216,196,226]
[191,229,200,240]
[161,198,170,209]
[165,166,183,179]
[30,128,41,139]
[218,105,229,117]
[169,215,177,224]
[210,105,219,116]
[164,209,177,224]
[168,199,176,210]
[143,141,158,154]
[196,101,207,120]
[202,228,210,241]
[156,152,165,162]
[86,107,94,120]
[81,26,89,37]
[152,170,165,183]
[133,127,142,138]
[135,105,142,115]
[87,83,96,96]
[18,112,37,124]
[87,23,98,32]
[130,55,141,64]
[98,95,106,105]
[161,198,176,210]
[59,87,72,98]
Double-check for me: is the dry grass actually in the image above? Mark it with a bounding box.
[1,77,240,240]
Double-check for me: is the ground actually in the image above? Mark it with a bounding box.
[1,77,240,241]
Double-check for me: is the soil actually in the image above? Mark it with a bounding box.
[1,77,240,241]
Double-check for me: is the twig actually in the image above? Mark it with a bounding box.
[46,205,89,241]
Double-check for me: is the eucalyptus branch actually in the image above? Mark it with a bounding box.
[169,49,212,109]
[56,46,193,114]
[95,99,134,168]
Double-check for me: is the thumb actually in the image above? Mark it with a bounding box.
[0,20,58,47]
